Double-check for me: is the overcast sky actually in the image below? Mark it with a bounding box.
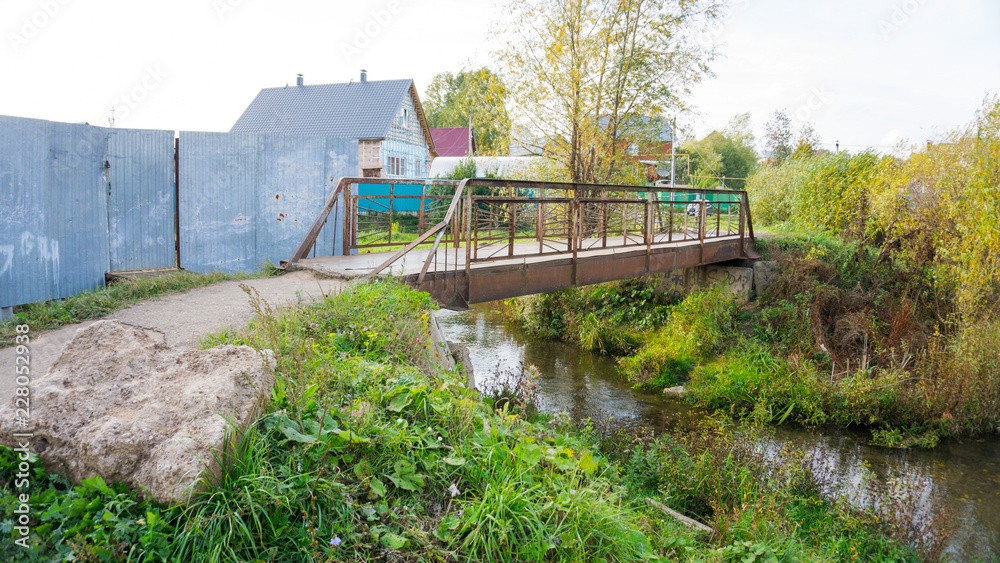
[2,0,997,154]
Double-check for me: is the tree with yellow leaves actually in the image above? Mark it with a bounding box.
[495,0,724,184]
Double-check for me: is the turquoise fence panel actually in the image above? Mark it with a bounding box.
[357,183,424,213]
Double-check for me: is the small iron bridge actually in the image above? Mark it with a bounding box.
[284,178,757,309]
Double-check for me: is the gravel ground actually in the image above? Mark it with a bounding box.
[0,271,346,400]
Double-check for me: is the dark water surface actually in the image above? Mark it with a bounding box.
[435,303,1000,561]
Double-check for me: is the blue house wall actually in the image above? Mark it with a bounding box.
[358,88,433,213]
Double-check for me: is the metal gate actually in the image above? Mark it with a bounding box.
[105,129,177,272]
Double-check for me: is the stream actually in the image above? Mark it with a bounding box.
[436,303,1000,561]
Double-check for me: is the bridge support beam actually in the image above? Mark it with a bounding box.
[409,238,748,308]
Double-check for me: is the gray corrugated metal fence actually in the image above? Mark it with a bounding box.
[179,132,354,274]
[1,114,357,308]
[106,128,177,271]
[0,116,111,308]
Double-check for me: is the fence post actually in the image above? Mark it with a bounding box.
[715,194,721,237]
[602,199,608,248]
[418,188,426,235]
[699,191,707,263]
[644,193,652,247]
[465,183,473,302]
[343,182,352,256]
[668,191,674,243]
[473,192,479,261]
[174,136,180,268]
[509,200,516,257]
[738,195,746,256]
[388,183,394,246]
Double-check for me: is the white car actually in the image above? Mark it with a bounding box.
[685,197,716,217]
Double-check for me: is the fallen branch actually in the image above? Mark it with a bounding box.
[644,498,713,534]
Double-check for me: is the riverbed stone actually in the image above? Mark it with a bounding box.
[449,342,475,390]
[0,320,275,505]
[663,386,687,397]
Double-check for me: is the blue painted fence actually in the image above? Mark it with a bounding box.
[1,114,359,308]
[179,132,356,274]
[357,183,424,213]
[0,116,112,308]
[107,128,177,271]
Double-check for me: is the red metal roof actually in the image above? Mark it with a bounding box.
[430,127,476,157]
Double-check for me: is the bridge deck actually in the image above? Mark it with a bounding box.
[291,233,747,308]
[292,234,734,278]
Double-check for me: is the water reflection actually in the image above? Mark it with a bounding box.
[436,303,1000,560]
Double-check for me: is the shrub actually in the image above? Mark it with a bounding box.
[618,286,736,388]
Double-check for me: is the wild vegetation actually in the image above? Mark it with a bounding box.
[423,68,511,155]
[675,113,758,190]
[505,99,1000,448]
[1,281,924,561]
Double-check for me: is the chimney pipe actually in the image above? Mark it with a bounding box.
[296,74,304,87]
[360,69,367,83]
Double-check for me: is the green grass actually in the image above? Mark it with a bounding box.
[0,280,922,561]
[0,265,280,347]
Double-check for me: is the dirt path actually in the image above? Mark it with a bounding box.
[0,271,346,400]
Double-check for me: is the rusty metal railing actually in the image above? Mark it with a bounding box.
[286,177,463,264]
[286,178,755,303]
[462,181,750,264]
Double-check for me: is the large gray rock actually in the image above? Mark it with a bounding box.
[0,320,275,505]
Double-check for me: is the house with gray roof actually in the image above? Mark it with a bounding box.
[231,71,437,178]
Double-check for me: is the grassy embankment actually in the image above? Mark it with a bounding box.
[0,280,924,561]
[0,266,280,348]
[503,99,1000,449]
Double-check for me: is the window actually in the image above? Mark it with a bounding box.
[387,156,404,176]
[400,108,409,129]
